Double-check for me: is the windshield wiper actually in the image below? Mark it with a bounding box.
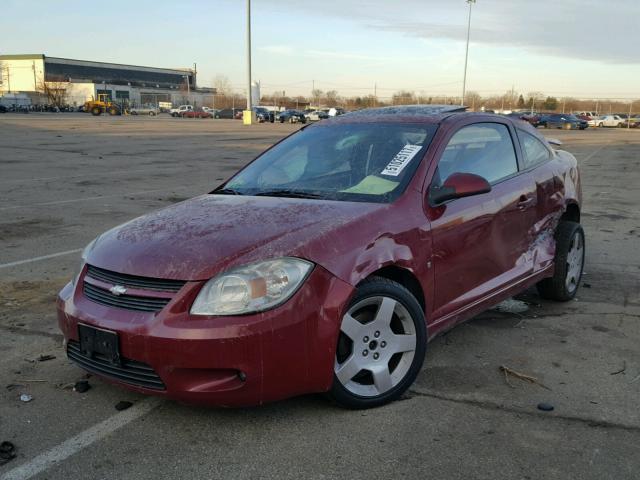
[254,189,323,199]
[213,187,243,195]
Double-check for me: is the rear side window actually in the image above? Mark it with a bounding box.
[519,130,551,169]
[434,123,518,185]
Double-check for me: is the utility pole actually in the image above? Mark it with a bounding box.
[628,101,633,130]
[245,0,253,112]
[32,61,38,91]
[374,82,377,107]
[461,0,476,106]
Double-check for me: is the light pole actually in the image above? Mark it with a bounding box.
[246,0,253,112]
[461,0,476,106]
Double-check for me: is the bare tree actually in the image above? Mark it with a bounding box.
[392,90,415,105]
[464,91,482,110]
[325,90,339,107]
[213,75,233,95]
[38,81,69,107]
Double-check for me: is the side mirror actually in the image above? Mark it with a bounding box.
[429,172,491,205]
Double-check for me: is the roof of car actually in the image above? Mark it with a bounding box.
[330,105,467,124]
[346,105,466,117]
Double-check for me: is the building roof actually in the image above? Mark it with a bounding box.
[0,54,45,60]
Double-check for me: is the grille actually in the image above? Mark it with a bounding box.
[86,265,186,293]
[67,340,165,390]
[83,282,171,312]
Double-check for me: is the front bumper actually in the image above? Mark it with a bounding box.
[57,265,354,407]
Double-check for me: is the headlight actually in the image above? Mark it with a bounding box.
[190,257,313,316]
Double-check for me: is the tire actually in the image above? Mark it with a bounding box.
[537,221,585,301]
[598,123,604,128]
[149,111,156,116]
[108,107,118,116]
[329,276,427,409]
[91,106,102,116]
[131,111,138,115]
[563,122,571,130]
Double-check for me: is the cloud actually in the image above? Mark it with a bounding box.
[258,45,294,55]
[260,0,639,65]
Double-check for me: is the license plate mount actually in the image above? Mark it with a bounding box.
[78,324,121,366]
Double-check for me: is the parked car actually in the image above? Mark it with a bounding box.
[129,106,160,116]
[181,108,213,119]
[170,105,193,117]
[575,111,598,119]
[305,110,330,121]
[278,109,307,123]
[0,105,7,113]
[58,106,584,409]
[214,108,243,119]
[254,107,275,123]
[596,115,624,127]
[504,111,541,127]
[328,107,346,117]
[622,116,640,128]
[202,107,219,116]
[539,114,586,130]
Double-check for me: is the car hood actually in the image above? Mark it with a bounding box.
[86,194,387,281]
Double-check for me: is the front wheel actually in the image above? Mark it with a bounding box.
[329,277,427,409]
[537,221,585,301]
[91,106,102,116]
[598,123,604,128]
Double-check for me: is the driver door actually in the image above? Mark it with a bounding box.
[428,121,536,321]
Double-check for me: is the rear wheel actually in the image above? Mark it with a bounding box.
[537,221,585,301]
[329,277,427,409]
[91,106,102,116]
[598,122,604,127]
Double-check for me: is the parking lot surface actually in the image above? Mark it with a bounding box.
[1,113,639,480]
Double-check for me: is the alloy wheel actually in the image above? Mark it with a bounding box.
[565,231,584,294]
[334,296,416,397]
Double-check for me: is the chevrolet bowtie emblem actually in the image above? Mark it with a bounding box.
[109,285,127,296]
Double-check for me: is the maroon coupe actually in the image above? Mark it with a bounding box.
[57,105,584,408]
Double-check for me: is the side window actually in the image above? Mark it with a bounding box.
[434,123,518,186]
[519,130,551,169]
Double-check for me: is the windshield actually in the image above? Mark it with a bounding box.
[219,122,437,203]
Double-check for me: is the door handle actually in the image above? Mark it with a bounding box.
[517,196,534,210]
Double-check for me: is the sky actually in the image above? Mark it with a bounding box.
[1,0,638,100]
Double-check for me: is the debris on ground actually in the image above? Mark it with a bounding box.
[493,298,530,315]
[74,380,91,393]
[0,441,16,466]
[37,354,56,362]
[19,393,33,402]
[610,361,626,375]
[537,402,555,412]
[499,365,551,390]
[55,382,76,390]
[583,283,592,288]
[115,401,133,411]
[5,384,25,391]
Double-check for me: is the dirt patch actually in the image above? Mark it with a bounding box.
[0,218,64,240]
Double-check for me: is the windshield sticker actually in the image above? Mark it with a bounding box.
[380,145,422,176]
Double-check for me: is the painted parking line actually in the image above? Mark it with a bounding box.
[0,249,83,269]
[0,398,162,480]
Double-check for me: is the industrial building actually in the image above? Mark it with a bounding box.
[0,54,215,107]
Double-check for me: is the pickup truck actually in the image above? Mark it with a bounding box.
[170,105,193,117]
